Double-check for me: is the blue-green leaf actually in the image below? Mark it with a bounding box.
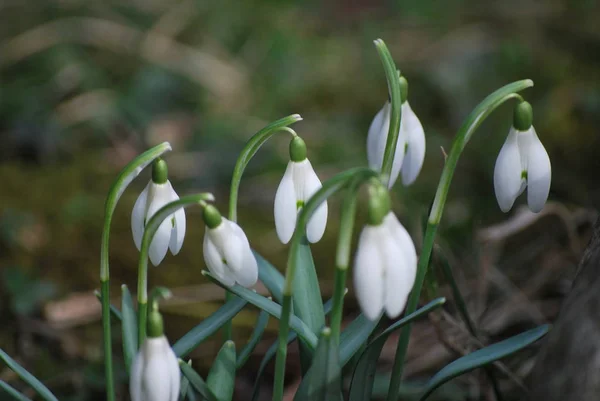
[203,271,317,349]
[340,313,380,366]
[294,328,342,401]
[254,251,284,303]
[0,349,58,401]
[0,380,31,401]
[179,360,218,401]
[419,324,550,401]
[121,285,138,374]
[207,341,236,401]
[349,298,446,401]
[180,360,192,401]
[236,310,270,369]
[173,296,247,358]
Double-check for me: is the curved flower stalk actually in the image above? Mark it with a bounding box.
[203,205,258,288]
[494,101,551,213]
[274,136,328,244]
[130,304,179,401]
[367,76,425,188]
[131,158,186,266]
[353,184,417,320]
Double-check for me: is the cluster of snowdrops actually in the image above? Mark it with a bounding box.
[0,39,552,401]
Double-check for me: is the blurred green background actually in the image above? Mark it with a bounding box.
[1,0,599,400]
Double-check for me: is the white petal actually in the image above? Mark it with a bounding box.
[146,183,173,266]
[203,230,235,287]
[166,182,186,255]
[164,343,180,401]
[494,128,524,212]
[353,226,385,321]
[301,160,327,243]
[141,338,172,401]
[381,235,411,318]
[274,161,297,244]
[524,127,551,213]
[383,212,417,283]
[400,102,426,186]
[129,344,145,401]
[367,103,389,170]
[223,220,258,287]
[385,107,406,189]
[131,181,151,251]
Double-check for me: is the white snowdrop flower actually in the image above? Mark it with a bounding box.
[367,76,425,188]
[494,101,551,213]
[203,205,258,288]
[130,307,180,401]
[274,136,328,244]
[131,158,186,266]
[353,185,417,321]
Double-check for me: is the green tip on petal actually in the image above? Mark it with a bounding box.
[289,136,307,162]
[399,74,408,104]
[513,100,533,131]
[147,306,164,338]
[151,158,169,184]
[203,204,223,229]
[367,181,391,225]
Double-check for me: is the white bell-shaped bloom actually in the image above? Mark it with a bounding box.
[130,335,180,401]
[131,180,186,266]
[274,159,328,244]
[353,212,417,320]
[204,218,258,288]
[367,101,425,188]
[494,126,551,213]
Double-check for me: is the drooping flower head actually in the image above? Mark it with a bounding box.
[353,183,417,320]
[203,205,258,288]
[494,101,551,213]
[130,304,180,401]
[367,75,426,188]
[274,136,328,244]
[131,158,186,266]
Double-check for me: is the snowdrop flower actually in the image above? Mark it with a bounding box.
[203,205,258,288]
[353,184,417,320]
[130,306,179,401]
[131,158,186,266]
[274,136,328,244]
[367,76,425,188]
[494,101,551,213]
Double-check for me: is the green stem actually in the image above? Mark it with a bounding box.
[228,114,302,222]
[330,269,347,344]
[386,80,533,401]
[272,294,292,401]
[136,194,214,344]
[99,142,172,401]
[373,39,402,184]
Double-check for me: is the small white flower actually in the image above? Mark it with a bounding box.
[353,212,417,320]
[131,180,186,266]
[494,126,551,213]
[204,218,258,288]
[130,335,180,401]
[367,101,425,188]
[274,159,328,244]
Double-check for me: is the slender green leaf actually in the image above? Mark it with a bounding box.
[173,296,247,358]
[294,328,342,401]
[180,360,192,401]
[207,341,236,401]
[121,285,138,374]
[236,310,269,369]
[419,325,549,401]
[179,360,218,401]
[0,349,58,401]
[250,297,335,401]
[0,380,31,401]
[94,290,122,321]
[254,251,284,303]
[203,271,318,349]
[348,298,446,401]
[339,314,380,366]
